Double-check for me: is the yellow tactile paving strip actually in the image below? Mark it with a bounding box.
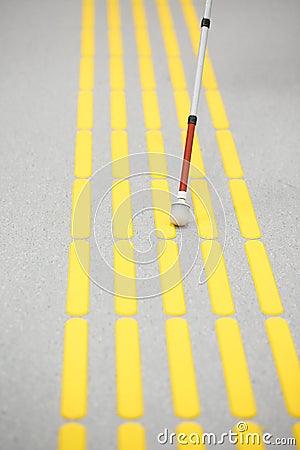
[66,240,90,316]
[58,423,86,450]
[176,422,205,449]
[201,240,235,316]
[216,130,244,179]
[233,422,265,449]
[118,423,147,450]
[109,0,146,444]
[111,131,130,178]
[266,318,300,417]
[132,0,170,185]
[174,90,190,129]
[146,131,168,178]
[151,180,176,239]
[81,28,95,57]
[244,240,283,315]
[190,179,218,239]
[116,318,144,419]
[74,131,92,178]
[216,318,257,418]
[205,90,230,130]
[157,240,186,316]
[112,179,134,239]
[114,240,137,316]
[110,57,125,90]
[77,91,93,130]
[229,180,261,239]
[154,14,237,420]
[111,91,127,129]
[133,0,188,354]
[139,58,156,91]
[108,0,136,318]
[58,0,299,448]
[166,318,200,418]
[61,319,88,419]
[142,91,162,130]
[59,0,94,447]
[71,179,91,239]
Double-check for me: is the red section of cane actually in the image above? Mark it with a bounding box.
[179,122,196,192]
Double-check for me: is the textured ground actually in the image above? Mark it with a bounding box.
[0,0,299,449]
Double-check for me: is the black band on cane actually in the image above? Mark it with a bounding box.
[201,18,210,28]
[188,115,197,125]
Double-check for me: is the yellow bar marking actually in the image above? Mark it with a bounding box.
[82,4,94,29]
[135,28,152,56]
[108,29,123,56]
[77,91,93,130]
[142,91,161,130]
[111,91,127,130]
[180,131,205,178]
[74,130,92,178]
[108,2,121,29]
[176,422,205,449]
[168,57,186,90]
[118,423,146,450]
[205,90,229,129]
[156,3,174,28]
[79,57,94,90]
[71,179,91,239]
[245,240,283,315]
[202,57,218,90]
[166,318,200,418]
[161,27,180,57]
[293,423,300,449]
[190,179,218,239]
[116,318,143,419]
[216,318,257,418]
[216,130,244,178]
[58,424,86,450]
[158,240,186,316]
[139,57,156,90]
[110,58,125,90]
[114,240,137,316]
[61,319,88,419]
[111,131,130,178]
[266,318,300,417]
[201,240,235,316]
[234,422,265,449]
[174,91,190,129]
[112,180,134,238]
[151,179,176,238]
[81,28,94,57]
[66,241,90,316]
[180,1,200,32]
[229,180,261,239]
[132,2,147,29]
[146,131,168,178]
[190,28,200,56]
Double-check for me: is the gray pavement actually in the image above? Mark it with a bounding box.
[0,0,299,449]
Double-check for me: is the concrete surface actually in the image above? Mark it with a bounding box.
[0,0,299,449]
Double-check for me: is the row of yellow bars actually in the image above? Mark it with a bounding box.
[58,0,300,448]
[58,0,94,448]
